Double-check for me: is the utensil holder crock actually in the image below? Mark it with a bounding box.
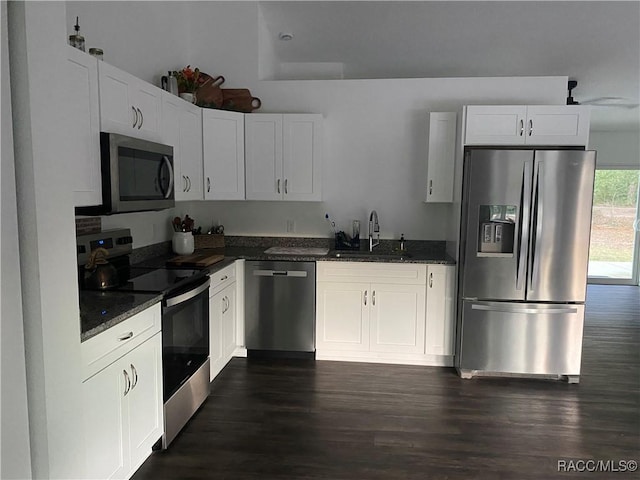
[172,232,195,255]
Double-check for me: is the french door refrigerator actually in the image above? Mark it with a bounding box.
[456,149,596,382]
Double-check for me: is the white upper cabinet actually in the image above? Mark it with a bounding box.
[98,61,162,142]
[245,113,322,201]
[65,47,101,207]
[425,112,457,203]
[162,93,203,201]
[464,105,590,146]
[202,109,245,200]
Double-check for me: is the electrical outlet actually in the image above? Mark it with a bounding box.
[286,219,295,233]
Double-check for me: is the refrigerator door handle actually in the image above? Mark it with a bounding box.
[516,160,532,291]
[529,161,544,293]
[471,303,578,315]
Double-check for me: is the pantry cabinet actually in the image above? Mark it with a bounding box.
[425,112,457,203]
[65,46,101,207]
[82,304,163,480]
[202,109,245,200]
[209,263,237,381]
[98,61,162,142]
[464,105,590,146]
[316,262,426,356]
[245,114,323,201]
[162,93,203,201]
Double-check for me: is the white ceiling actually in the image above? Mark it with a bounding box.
[259,1,640,130]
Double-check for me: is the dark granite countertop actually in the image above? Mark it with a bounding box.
[80,290,162,342]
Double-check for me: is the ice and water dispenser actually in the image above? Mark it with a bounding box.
[477,205,516,255]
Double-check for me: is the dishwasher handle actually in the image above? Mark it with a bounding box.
[252,269,308,278]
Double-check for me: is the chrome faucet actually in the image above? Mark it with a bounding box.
[368,210,380,252]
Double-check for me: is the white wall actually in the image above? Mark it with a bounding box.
[1,1,32,478]
[8,2,86,477]
[65,1,191,86]
[590,130,640,168]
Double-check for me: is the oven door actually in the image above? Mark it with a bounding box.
[162,276,210,402]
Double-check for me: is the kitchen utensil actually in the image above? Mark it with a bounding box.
[325,213,337,234]
[166,253,224,268]
[172,216,182,232]
[84,247,119,290]
[195,73,225,108]
[220,88,262,112]
[172,231,194,255]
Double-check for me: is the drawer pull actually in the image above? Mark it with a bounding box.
[220,275,228,281]
[118,331,134,341]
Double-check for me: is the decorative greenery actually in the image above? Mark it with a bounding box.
[173,65,204,93]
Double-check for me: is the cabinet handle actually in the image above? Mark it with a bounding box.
[220,275,228,281]
[372,290,376,306]
[132,106,138,128]
[130,364,138,389]
[207,177,211,193]
[277,179,281,194]
[186,175,191,192]
[137,107,143,129]
[123,370,131,396]
[429,179,433,195]
[528,119,533,136]
[429,272,433,288]
[182,175,187,192]
[284,179,288,194]
[519,119,524,136]
[118,331,134,341]
[364,290,367,306]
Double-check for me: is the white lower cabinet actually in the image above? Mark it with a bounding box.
[316,261,454,366]
[82,307,163,480]
[209,263,238,381]
[425,265,456,356]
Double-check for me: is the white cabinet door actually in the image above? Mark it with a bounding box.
[222,284,237,360]
[525,105,590,146]
[66,47,102,207]
[163,94,203,201]
[425,112,457,203]
[245,113,323,201]
[316,282,370,351]
[203,109,245,200]
[83,359,128,480]
[282,114,323,201]
[464,106,527,145]
[179,102,203,201]
[370,284,426,354]
[98,62,162,142]
[209,289,225,381]
[245,114,283,200]
[465,105,591,146]
[425,265,455,356]
[127,333,163,474]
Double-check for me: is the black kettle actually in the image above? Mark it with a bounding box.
[84,247,119,290]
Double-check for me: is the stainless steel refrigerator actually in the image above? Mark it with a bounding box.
[456,149,596,382]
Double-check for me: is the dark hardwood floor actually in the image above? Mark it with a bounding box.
[133,285,639,480]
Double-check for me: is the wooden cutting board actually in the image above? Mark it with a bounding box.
[167,253,225,268]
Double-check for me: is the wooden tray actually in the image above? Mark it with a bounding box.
[166,253,225,268]
[194,234,224,249]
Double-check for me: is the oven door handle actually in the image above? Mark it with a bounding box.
[164,277,211,307]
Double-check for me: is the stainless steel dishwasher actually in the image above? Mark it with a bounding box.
[245,261,316,357]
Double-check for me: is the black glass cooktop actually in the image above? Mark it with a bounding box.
[118,268,206,294]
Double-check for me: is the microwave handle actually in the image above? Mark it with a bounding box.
[159,155,174,199]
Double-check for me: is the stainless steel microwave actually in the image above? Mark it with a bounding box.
[76,133,175,215]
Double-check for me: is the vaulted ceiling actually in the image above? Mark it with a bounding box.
[260,1,640,130]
